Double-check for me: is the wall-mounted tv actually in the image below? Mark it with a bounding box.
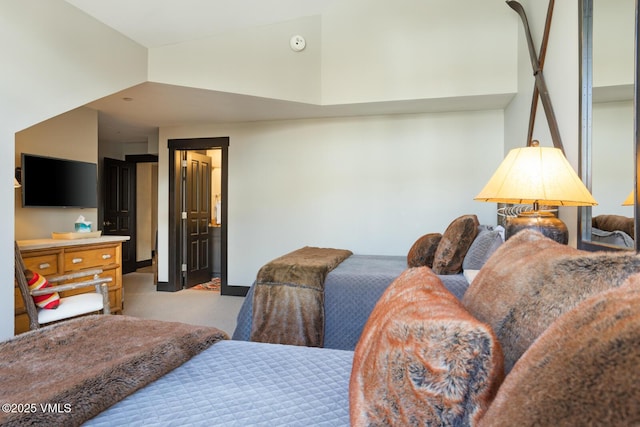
[21,153,98,208]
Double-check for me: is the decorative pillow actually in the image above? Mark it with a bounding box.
[591,227,634,248]
[463,229,640,373]
[479,275,640,426]
[432,214,480,275]
[592,214,634,237]
[25,270,60,309]
[462,226,504,271]
[406,233,442,268]
[350,267,504,426]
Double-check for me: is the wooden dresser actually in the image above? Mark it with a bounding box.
[15,236,130,335]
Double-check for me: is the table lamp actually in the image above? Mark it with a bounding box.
[475,141,597,243]
[622,190,634,206]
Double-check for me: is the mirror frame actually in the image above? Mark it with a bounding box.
[577,0,640,252]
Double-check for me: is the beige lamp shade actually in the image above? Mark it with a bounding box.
[14,178,21,188]
[475,145,597,207]
[622,190,634,206]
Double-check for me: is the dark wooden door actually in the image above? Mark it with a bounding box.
[103,157,136,274]
[184,151,212,287]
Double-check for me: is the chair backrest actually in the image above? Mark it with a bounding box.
[14,241,41,330]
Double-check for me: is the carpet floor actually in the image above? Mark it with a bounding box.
[122,271,245,337]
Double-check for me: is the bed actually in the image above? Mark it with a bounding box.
[0,314,353,427]
[233,216,502,350]
[86,340,353,426]
[232,254,471,350]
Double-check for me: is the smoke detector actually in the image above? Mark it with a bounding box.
[290,35,306,52]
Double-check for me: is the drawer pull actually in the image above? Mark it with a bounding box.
[102,254,112,260]
[72,258,83,264]
[38,263,51,269]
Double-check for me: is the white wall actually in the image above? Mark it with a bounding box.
[149,0,517,106]
[590,0,635,219]
[149,15,322,104]
[593,0,634,88]
[15,107,99,240]
[320,0,517,104]
[592,100,634,216]
[1,0,147,339]
[161,110,504,286]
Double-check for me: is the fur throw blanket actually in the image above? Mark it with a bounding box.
[250,246,352,347]
[0,315,228,426]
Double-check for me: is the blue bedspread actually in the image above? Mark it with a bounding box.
[84,340,353,426]
[233,254,470,350]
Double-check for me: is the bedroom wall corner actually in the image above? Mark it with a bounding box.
[14,107,99,241]
[158,109,505,288]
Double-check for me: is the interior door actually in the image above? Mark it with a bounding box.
[183,151,212,287]
[103,157,137,274]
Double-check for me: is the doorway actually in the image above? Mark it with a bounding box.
[103,157,137,273]
[102,155,159,275]
[164,137,245,296]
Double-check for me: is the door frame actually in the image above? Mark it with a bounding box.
[163,137,245,296]
[124,154,158,270]
[102,157,137,274]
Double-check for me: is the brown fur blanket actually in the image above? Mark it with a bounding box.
[0,315,228,426]
[250,246,352,347]
[463,229,640,373]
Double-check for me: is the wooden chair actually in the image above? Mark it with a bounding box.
[14,241,112,331]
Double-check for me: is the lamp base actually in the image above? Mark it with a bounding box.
[505,211,568,244]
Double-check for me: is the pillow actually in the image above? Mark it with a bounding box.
[462,226,504,271]
[591,227,634,248]
[480,274,640,425]
[463,229,640,373]
[432,214,480,275]
[406,233,442,267]
[350,267,504,426]
[25,270,60,309]
[592,214,634,237]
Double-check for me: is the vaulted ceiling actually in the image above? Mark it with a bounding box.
[64,1,512,144]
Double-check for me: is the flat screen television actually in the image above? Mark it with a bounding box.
[21,153,98,208]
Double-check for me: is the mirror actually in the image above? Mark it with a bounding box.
[578,0,638,252]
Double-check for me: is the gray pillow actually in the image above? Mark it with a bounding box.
[462,226,504,271]
[591,227,634,248]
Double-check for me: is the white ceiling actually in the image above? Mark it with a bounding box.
[65,1,512,144]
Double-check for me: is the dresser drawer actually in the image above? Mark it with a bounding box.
[22,253,60,276]
[14,287,25,314]
[14,313,30,335]
[63,246,117,272]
